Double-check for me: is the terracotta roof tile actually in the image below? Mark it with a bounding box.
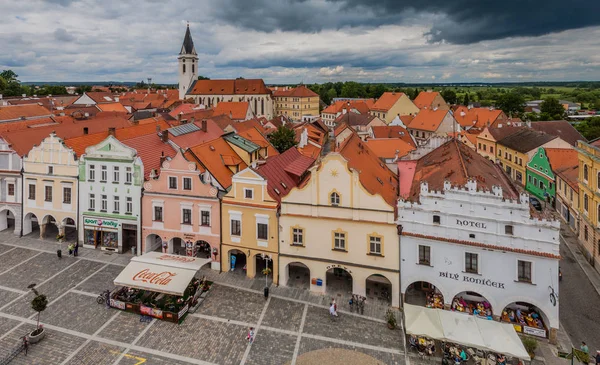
[0,117,59,133]
[237,126,279,157]
[255,147,315,202]
[83,92,114,104]
[413,91,441,109]
[167,120,223,150]
[213,101,251,120]
[544,148,578,172]
[334,112,376,126]
[297,143,321,159]
[530,120,586,146]
[0,104,52,121]
[485,126,525,141]
[555,165,579,192]
[188,79,271,95]
[168,103,199,118]
[454,107,505,129]
[364,138,415,159]
[122,134,176,179]
[408,109,450,132]
[187,137,247,189]
[370,126,415,147]
[370,92,404,112]
[97,102,128,113]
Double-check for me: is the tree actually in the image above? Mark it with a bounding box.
[412,88,419,100]
[462,93,470,106]
[0,76,7,92]
[326,88,337,104]
[441,90,457,105]
[29,285,48,335]
[197,75,210,80]
[496,92,525,116]
[75,85,92,94]
[0,70,18,83]
[340,82,365,98]
[268,125,296,153]
[575,117,600,140]
[540,97,565,120]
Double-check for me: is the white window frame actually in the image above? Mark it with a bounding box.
[125,167,132,184]
[292,228,303,246]
[369,235,381,255]
[101,166,108,182]
[418,245,431,265]
[334,231,346,250]
[464,251,479,274]
[516,259,534,283]
[255,214,269,241]
[168,176,178,190]
[28,184,35,200]
[89,164,96,181]
[183,177,192,191]
[126,197,133,214]
[113,166,120,183]
[101,195,108,211]
[113,196,120,213]
[152,200,164,221]
[89,193,95,210]
[200,209,211,226]
[229,211,242,239]
[63,186,72,204]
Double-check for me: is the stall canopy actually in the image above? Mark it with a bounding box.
[404,304,530,360]
[114,253,211,296]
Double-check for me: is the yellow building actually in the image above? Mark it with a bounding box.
[576,140,600,269]
[220,147,316,285]
[272,85,320,120]
[555,164,579,234]
[23,133,78,240]
[475,126,524,160]
[369,92,419,124]
[496,128,571,185]
[279,134,400,306]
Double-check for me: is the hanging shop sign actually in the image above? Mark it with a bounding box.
[439,271,505,289]
[84,217,119,228]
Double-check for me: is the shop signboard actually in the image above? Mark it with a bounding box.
[84,217,119,229]
[513,324,522,333]
[178,304,189,319]
[523,326,546,338]
[109,299,126,310]
[140,305,164,319]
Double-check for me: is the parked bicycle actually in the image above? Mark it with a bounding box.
[96,290,110,305]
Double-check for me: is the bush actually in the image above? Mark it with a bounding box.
[385,308,397,329]
[521,336,538,354]
[30,288,48,332]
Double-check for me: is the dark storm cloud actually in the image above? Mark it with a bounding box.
[210,0,600,44]
[53,28,75,42]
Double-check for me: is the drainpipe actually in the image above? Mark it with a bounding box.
[276,208,280,287]
[19,165,24,237]
[76,171,80,246]
[219,193,223,273]
[139,176,143,257]
[398,224,403,309]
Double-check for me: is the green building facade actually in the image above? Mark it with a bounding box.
[525,147,555,202]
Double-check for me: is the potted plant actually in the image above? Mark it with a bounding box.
[521,336,538,359]
[385,308,397,330]
[28,284,48,343]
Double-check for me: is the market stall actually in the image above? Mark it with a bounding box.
[404,304,530,361]
[501,304,547,338]
[111,253,212,323]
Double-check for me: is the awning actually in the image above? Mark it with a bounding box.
[131,252,211,271]
[113,261,197,296]
[403,304,530,360]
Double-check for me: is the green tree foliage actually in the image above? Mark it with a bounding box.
[496,92,525,116]
[340,82,366,98]
[30,287,48,330]
[75,85,92,94]
[0,70,19,83]
[0,69,30,97]
[197,75,210,80]
[326,88,337,104]
[575,117,600,141]
[268,125,297,153]
[540,97,565,119]
[463,93,470,106]
[441,90,457,105]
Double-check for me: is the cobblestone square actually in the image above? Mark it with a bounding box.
[97,311,153,344]
[0,252,77,291]
[0,289,21,309]
[0,248,39,274]
[65,341,125,365]
[75,264,123,295]
[245,329,296,365]
[260,297,304,332]
[196,284,266,323]
[41,292,117,335]
[0,243,13,255]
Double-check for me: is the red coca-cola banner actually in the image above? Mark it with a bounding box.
[132,269,176,286]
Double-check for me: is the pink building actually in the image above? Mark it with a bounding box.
[141,151,221,270]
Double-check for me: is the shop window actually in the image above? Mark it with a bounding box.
[113,166,120,182]
[505,225,513,235]
[63,187,71,204]
[419,245,431,265]
[101,166,107,182]
[101,195,107,211]
[89,165,96,181]
[125,167,132,184]
[113,196,120,213]
[201,210,210,226]
[333,231,346,250]
[330,192,340,206]
[28,185,35,200]
[292,228,304,245]
[182,208,192,224]
[465,252,478,274]
[126,197,132,214]
[257,223,268,240]
[154,206,163,222]
[89,194,95,210]
[369,236,381,255]
[517,260,532,283]
[433,215,440,224]
[231,219,241,236]
[183,177,192,191]
[7,184,14,196]
[169,176,177,189]
[44,186,52,202]
[244,188,253,199]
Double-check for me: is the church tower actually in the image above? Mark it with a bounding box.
[178,24,198,100]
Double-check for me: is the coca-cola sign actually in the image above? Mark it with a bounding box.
[158,254,196,263]
[132,269,176,286]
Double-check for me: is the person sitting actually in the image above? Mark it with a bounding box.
[460,349,468,362]
[508,310,515,322]
[497,354,506,365]
[409,335,418,350]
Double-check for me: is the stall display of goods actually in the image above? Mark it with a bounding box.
[451,297,493,319]
[426,292,444,309]
[501,307,546,338]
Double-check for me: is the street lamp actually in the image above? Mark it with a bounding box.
[260,253,271,298]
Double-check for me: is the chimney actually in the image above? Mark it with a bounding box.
[159,151,166,167]
[83,127,89,135]
[201,119,207,132]
[190,117,195,124]
[131,119,139,125]
[161,130,169,142]
[108,127,116,136]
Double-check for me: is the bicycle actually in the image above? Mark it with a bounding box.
[97,290,110,305]
[548,285,558,307]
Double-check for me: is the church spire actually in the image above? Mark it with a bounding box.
[180,22,197,55]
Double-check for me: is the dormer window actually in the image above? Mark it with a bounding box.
[330,192,340,206]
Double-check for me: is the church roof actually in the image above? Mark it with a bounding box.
[180,24,196,55]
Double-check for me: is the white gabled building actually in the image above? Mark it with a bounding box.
[397,140,561,343]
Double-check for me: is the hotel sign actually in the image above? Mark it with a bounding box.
[456,219,487,229]
[439,271,505,289]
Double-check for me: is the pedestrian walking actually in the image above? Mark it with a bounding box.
[581,342,589,354]
[73,242,79,257]
[68,243,74,256]
[22,336,28,356]
[246,327,255,343]
[595,351,600,365]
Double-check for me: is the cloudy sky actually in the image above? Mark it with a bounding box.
[2,0,599,84]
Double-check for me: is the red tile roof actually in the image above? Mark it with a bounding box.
[370,126,415,147]
[272,85,318,98]
[97,102,128,113]
[255,147,315,202]
[237,126,279,157]
[213,101,251,120]
[334,112,377,127]
[187,137,248,189]
[168,103,199,118]
[413,91,442,109]
[122,134,176,179]
[0,104,52,121]
[188,79,271,95]
[168,120,223,150]
[364,138,416,160]
[403,139,519,202]
[0,117,59,133]
[544,148,578,172]
[338,133,399,207]
[83,92,115,104]
[408,109,450,132]
[297,143,321,159]
[555,165,579,192]
[370,92,404,112]
[454,107,505,129]
[530,120,587,146]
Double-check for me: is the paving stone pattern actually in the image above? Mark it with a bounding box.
[65,340,125,365]
[0,243,13,255]
[75,263,122,295]
[136,315,248,365]
[122,350,192,365]
[245,330,296,365]
[260,297,304,332]
[3,259,105,317]
[196,283,266,323]
[302,306,403,350]
[0,252,78,291]
[0,323,85,365]
[98,311,152,344]
[0,289,21,308]
[0,248,38,274]
[297,336,403,365]
[41,292,117,335]
[0,317,21,340]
